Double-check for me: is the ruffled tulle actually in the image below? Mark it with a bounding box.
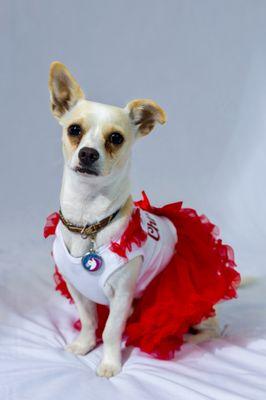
[44,192,240,360]
[110,207,147,258]
[53,265,74,304]
[43,212,59,239]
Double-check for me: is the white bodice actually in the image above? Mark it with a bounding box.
[52,208,177,305]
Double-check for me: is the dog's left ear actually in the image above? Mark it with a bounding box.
[49,61,85,119]
[125,99,167,136]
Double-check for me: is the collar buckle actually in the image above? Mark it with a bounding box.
[81,225,97,239]
[80,226,89,239]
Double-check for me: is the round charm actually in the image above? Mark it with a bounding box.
[81,252,103,272]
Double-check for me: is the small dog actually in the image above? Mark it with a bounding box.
[48,62,225,377]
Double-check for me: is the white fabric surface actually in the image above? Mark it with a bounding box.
[0,237,265,400]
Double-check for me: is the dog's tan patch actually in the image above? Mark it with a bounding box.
[66,118,90,148]
[103,127,126,157]
[67,131,83,148]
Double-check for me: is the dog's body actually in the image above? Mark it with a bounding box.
[48,62,220,377]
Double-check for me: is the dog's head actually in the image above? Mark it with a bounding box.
[49,62,166,178]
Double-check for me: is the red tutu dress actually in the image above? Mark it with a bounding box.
[44,192,240,360]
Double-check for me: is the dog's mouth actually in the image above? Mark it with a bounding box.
[75,166,99,176]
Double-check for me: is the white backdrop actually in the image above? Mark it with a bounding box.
[1,0,266,277]
[0,1,266,399]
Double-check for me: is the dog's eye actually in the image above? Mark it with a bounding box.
[109,132,124,145]
[68,124,82,136]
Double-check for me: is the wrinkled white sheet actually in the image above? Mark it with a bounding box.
[0,238,265,400]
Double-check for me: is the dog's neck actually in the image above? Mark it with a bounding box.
[60,162,132,227]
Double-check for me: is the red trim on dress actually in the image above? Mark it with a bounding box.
[110,207,147,259]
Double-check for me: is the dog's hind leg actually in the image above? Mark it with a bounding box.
[65,280,97,355]
[184,315,220,345]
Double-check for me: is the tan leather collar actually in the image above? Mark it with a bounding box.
[59,208,120,239]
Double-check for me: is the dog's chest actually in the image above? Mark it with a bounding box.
[60,218,127,258]
[62,228,90,258]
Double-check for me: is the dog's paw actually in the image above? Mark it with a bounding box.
[66,338,96,356]
[184,329,220,345]
[96,361,121,378]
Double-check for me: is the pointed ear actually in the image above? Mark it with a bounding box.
[125,99,167,136]
[49,62,85,118]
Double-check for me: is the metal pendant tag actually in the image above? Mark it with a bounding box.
[81,251,103,272]
[81,236,103,272]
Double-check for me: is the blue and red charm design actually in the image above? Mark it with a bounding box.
[81,252,103,272]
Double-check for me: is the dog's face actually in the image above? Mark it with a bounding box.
[49,62,166,178]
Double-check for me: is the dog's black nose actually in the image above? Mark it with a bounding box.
[78,147,99,166]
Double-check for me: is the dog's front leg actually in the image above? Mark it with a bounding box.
[66,281,97,355]
[97,256,142,378]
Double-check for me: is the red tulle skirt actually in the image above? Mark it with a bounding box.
[46,192,240,360]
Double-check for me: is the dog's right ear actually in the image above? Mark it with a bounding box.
[125,99,166,137]
[49,62,85,119]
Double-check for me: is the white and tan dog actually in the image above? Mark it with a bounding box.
[48,62,219,377]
